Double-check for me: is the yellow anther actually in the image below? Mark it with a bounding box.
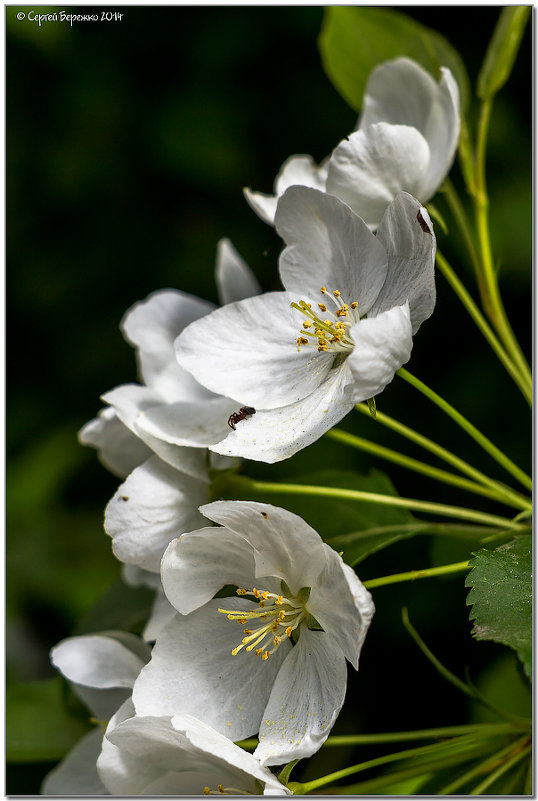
[218,785,225,793]
[259,601,266,608]
[236,588,247,595]
[306,303,312,308]
[314,328,324,336]
[336,308,348,317]
[340,304,349,311]
[333,289,341,297]
[303,320,312,327]
[324,320,332,325]
[286,626,293,637]
[318,345,328,352]
[262,651,269,660]
[318,338,328,346]
[271,622,279,631]
[318,303,327,312]
[320,286,327,293]
[253,588,260,598]
[204,788,211,795]
[244,629,253,635]
[351,301,358,309]
[278,610,286,622]
[261,591,269,600]
[273,636,281,646]
[275,596,283,606]
[255,648,263,657]
[236,618,247,625]
[329,336,341,343]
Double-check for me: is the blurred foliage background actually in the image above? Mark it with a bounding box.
[7,5,531,794]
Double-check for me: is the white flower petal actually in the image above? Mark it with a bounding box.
[209,361,355,463]
[102,384,209,482]
[175,291,335,408]
[276,186,388,315]
[137,396,238,448]
[373,194,436,333]
[244,154,328,225]
[78,407,151,479]
[326,125,430,229]
[121,289,216,403]
[51,634,149,691]
[307,546,375,667]
[255,629,347,766]
[41,727,107,796]
[198,501,327,594]
[143,585,177,642]
[215,238,262,305]
[420,67,461,199]
[161,526,258,615]
[347,304,413,403]
[132,602,291,741]
[105,456,208,573]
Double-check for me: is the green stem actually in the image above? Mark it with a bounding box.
[397,368,532,490]
[442,178,481,277]
[470,741,531,795]
[248,479,523,530]
[293,736,489,794]
[438,736,530,794]
[326,427,530,511]
[436,250,531,404]
[235,721,528,752]
[363,561,470,590]
[473,99,531,385]
[355,403,525,501]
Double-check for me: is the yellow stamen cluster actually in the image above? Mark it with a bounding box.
[292,288,361,353]
[218,587,305,660]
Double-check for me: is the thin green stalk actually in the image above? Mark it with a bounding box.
[402,608,528,724]
[363,561,470,590]
[442,178,481,276]
[436,250,531,404]
[355,403,525,501]
[326,427,530,511]
[235,721,529,752]
[473,98,531,385]
[437,736,530,794]
[248,479,523,530]
[397,368,532,490]
[470,741,532,794]
[293,736,491,794]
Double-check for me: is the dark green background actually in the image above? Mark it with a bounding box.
[7,6,531,794]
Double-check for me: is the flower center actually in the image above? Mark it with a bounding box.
[292,286,361,353]
[218,586,308,661]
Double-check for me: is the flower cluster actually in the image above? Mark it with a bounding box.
[43,57,457,795]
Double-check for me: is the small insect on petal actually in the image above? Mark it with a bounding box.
[228,406,256,430]
[417,210,432,235]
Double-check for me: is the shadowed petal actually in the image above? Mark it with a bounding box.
[215,238,262,305]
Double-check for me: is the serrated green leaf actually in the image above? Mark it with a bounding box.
[319,7,470,113]
[7,678,91,762]
[465,536,531,677]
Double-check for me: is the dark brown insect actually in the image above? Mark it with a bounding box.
[228,406,256,430]
[417,210,432,235]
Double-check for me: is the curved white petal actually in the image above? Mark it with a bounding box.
[359,58,460,202]
[255,629,347,766]
[326,125,430,229]
[78,407,151,479]
[51,634,149,691]
[347,304,413,403]
[198,501,327,595]
[373,194,436,333]
[137,396,238,448]
[105,456,208,573]
[175,292,335,409]
[216,238,262,305]
[102,384,209,482]
[276,186,388,315]
[41,727,107,796]
[244,154,328,226]
[121,289,216,403]
[420,67,461,199]
[143,585,177,642]
[132,602,291,741]
[161,526,258,615]
[307,546,375,667]
[209,361,355,463]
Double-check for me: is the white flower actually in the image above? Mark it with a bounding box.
[132,501,374,766]
[122,566,177,642]
[245,57,459,230]
[170,187,435,463]
[97,712,291,795]
[42,632,151,795]
[79,238,261,482]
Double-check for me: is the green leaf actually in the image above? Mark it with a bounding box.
[477,7,531,100]
[465,536,531,677]
[73,579,155,637]
[319,7,470,113]
[7,678,91,762]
